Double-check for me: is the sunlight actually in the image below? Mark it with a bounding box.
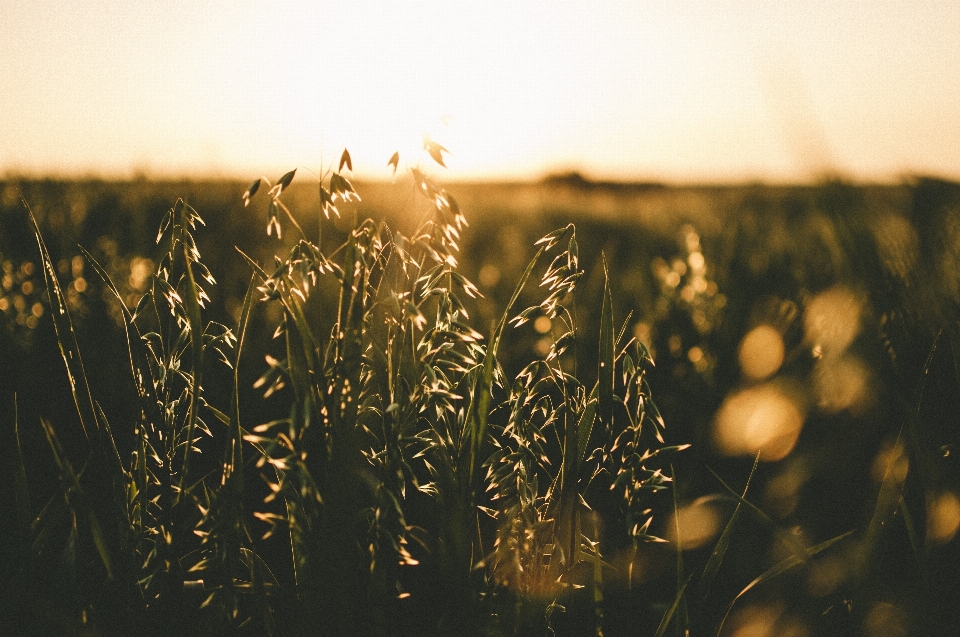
[5,1,960,179]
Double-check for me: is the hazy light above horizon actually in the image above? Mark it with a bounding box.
[2,0,959,182]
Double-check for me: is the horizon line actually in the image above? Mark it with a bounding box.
[3,165,956,189]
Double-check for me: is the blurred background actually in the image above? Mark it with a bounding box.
[3,2,960,636]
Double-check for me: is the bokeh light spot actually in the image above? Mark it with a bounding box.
[478,263,500,288]
[692,275,708,293]
[729,603,785,637]
[928,491,960,544]
[764,461,809,519]
[806,555,846,597]
[683,226,701,253]
[535,337,552,358]
[871,441,909,485]
[129,257,154,291]
[533,315,552,334]
[687,346,704,364]
[862,602,909,637]
[668,334,682,357]
[812,354,870,414]
[71,255,85,278]
[803,286,861,356]
[714,383,805,461]
[739,325,785,381]
[632,321,652,352]
[667,497,721,550]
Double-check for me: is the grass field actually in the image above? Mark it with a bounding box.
[2,171,959,636]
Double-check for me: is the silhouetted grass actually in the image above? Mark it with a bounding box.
[2,170,960,636]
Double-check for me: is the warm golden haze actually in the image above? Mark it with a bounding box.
[2,0,959,182]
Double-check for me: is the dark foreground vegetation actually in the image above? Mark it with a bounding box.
[2,166,960,636]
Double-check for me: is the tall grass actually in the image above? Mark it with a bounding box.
[8,167,960,635]
[8,152,681,636]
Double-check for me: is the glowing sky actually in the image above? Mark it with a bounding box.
[2,0,959,182]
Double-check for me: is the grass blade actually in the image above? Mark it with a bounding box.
[707,465,810,565]
[468,244,545,494]
[38,418,115,579]
[28,201,101,454]
[698,454,760,603]
[597,256,614,433]
[229,274,258,485]
[13,395,32,543]
[175,201,206,495]
[577,384,599,465]
[80,245,163,424]
[654,572,696,637]
[714,531,853,636]
[898,495,922,566]
[557,393,596,570]
[669,464,689,637]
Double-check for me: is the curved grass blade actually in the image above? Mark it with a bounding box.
[577,384,599,465]
[557,391,596,570]
[898,495,921,566]
[654,572,696,637]
[236,247,270,281]
[707,465,810,565]
[94,402,125,485]
[669,464,689,637]
[176,201,206,496]
[13,395,32,544]
[80,246,163,428]
[597,256,614,433]
[698,453,760,603]
[467,244,546,491]
[39,418,115,579]
[229,274,258,487]
[28,201,101,454]
[713,531,853,636]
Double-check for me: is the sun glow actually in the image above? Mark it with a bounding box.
[3,1,960,181]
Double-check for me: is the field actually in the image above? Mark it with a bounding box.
[2,172,960,636]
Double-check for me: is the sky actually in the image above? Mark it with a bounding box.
[1,0,959,183]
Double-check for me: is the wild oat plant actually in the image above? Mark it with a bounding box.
[11,149,680,636]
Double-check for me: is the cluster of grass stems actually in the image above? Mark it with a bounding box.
[12,150,947,636]
[8,151,695,636]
